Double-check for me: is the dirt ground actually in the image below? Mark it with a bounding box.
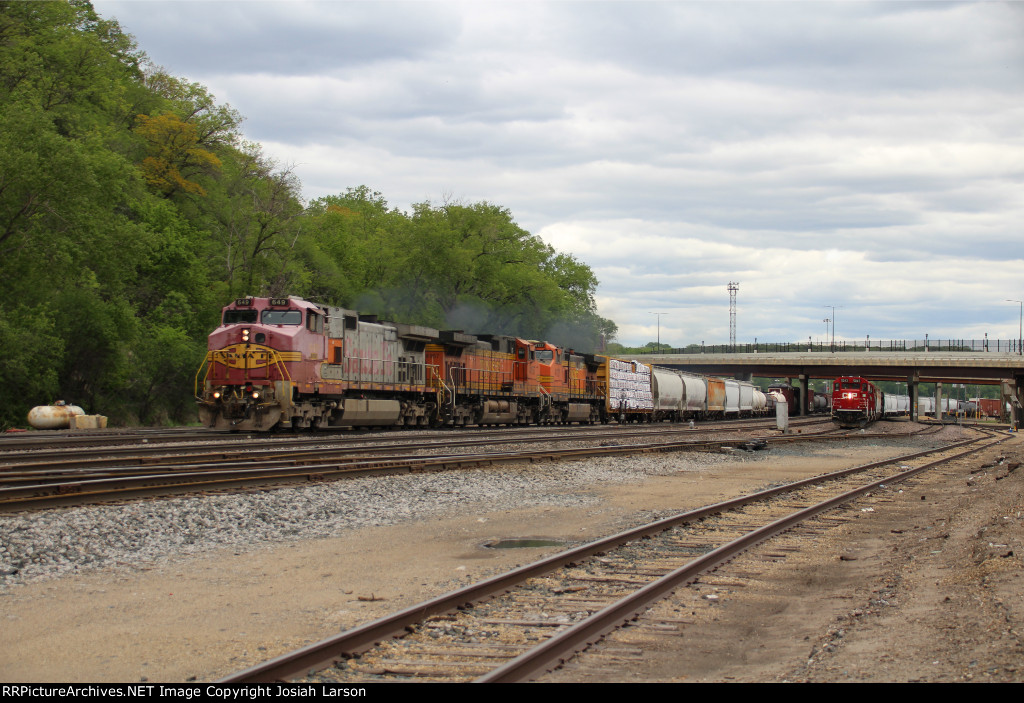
[1,428,1022,683]
[546,430,1024,683]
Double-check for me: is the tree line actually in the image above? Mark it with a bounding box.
[0,1,616,429]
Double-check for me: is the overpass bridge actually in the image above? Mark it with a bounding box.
[630,350,1024,422]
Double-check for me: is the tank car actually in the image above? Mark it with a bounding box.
[767,383,797,415]
[752,388,768,415]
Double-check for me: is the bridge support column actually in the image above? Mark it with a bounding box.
[1000,381,1015,424]
[935,382,943,421]
[798,374,808,416]
[1018,379,1024,430]
[1008,377,1024,429]
[908,374,919,422]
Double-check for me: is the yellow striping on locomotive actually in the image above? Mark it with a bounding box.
[211,344,301,369]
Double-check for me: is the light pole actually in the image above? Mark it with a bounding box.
[823,305,843,352]
[822,318,831,350]
[650,312,667,353]
[1007,300,1023,355]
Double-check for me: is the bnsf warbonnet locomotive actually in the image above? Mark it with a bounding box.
[196,296,782,432]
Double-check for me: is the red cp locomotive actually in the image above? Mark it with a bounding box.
[831,376,883,428]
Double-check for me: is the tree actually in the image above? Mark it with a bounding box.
[134,112,222,196]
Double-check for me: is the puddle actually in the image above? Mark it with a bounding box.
[485,538,566,549]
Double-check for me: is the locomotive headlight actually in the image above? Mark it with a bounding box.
[251,391,260,399]
[212,391,221,399]
[242,328,250,341]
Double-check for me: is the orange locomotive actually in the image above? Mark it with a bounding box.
[195,296,625,431]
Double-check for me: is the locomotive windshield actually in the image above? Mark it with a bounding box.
[535,350,554,363]
[223,309,258,324]
[261,310,302,325]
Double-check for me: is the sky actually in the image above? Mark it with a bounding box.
[92,0,1024,348]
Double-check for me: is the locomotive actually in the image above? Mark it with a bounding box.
[831,376,915,427]
[194,296,779,432]
[831,376,883,428]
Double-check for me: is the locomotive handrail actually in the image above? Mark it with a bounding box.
[338,355,434,385]
[194,351,214,399]
[268,349,292,383]
[194,348,293,399]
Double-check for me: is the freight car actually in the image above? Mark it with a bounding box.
[196,296,774,431]
[766,383,828,416]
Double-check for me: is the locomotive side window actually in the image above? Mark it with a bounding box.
[224,309,258,324]
[305,311,323,333]
[261,310,302,325]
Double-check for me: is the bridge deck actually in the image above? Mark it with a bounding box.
[635,351,1024,383]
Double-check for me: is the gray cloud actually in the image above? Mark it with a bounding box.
[93,0,1024,345]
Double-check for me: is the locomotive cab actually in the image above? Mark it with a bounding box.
[197,297,319,431]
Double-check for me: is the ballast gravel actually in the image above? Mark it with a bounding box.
[0,451,744,588]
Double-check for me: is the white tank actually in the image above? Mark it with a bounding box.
[681,375,707,413]
[652,369,684,412]
[752,389,767,412]
[724,380,740,416]
[884,394,898,414]
[27,404,85,429]
[738,382,754,413]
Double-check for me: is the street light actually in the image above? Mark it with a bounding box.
[823,305,843,353]
[1007,300,1022,355]
[649,312,668,353]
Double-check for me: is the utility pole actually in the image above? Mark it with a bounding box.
[728,282,739,350]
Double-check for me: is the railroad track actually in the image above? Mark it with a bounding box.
[0,417,832,468]
[0,420,851,512]
[222,427,1005,683]
[0,415,827,456]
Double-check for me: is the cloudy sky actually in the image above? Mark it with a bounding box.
[93,0,1024,347]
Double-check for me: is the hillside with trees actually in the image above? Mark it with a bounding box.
[0,1,616,429]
